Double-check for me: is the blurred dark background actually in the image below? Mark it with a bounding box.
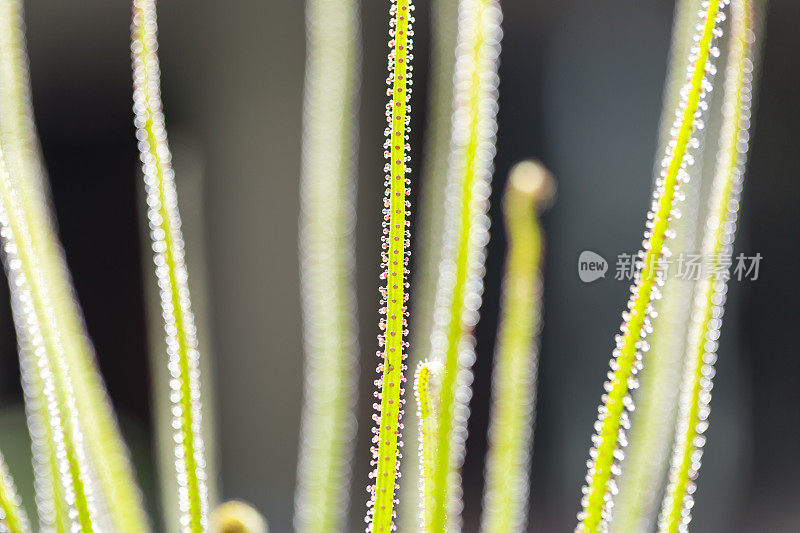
[0,0,796,531]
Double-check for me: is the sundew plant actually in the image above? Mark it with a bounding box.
[295,0,361,532]
[0,0,768,532]
[132,0,209,530]
[659,0,755,529]
[577,0,726,528]
[364,1,414,531]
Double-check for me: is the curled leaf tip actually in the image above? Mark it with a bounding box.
[480,160,546,533]
[414,360,442,532]
[506,160,555,210]
[210,501,268,533]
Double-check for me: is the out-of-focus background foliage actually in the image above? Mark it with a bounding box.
[0,0,797,531]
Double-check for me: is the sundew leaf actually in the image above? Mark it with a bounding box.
[364,1,414,531]
[19,354,70,533]
[0,447,31,533]
[131,1,209,531]
[612,1,712,529]
[293,1,361,531]
[0,1,150,531]
[658,0,757,530]
[413,360,442,532]
[426,0,502,530]
[140,139,219,533]
[480,162,552,533]
[399,0,459,527]
[0,148,98,532]
[577,1,729,530]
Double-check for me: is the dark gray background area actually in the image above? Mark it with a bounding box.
[0,0,795,531]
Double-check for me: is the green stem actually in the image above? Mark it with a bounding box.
[366,1,413,531]
[578,1,725,530]
[294,1,361,531]
[480,162,551,533]
[612,1,709,530]
[428,1,502,531]
[0,1,150,530]
[140,139,218,533]
[400,0,459,523]
[0,448,30,533]
[18,350,70,533]
[658,1,755,530]
[132,1,208,531]
[0,149,96,532]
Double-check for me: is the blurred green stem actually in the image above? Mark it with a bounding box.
[0,448,30,533]
[577,1,725,529]
[140,138,219,533]
[294,1,361,531]
[0,148,97,531]
[428,1,502,530]
[659,0,755,530]
[132,1,209,530]
[401,0,458,521]
[612,1,708,530]
[0,1,150,531]
[480,161,551,533]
